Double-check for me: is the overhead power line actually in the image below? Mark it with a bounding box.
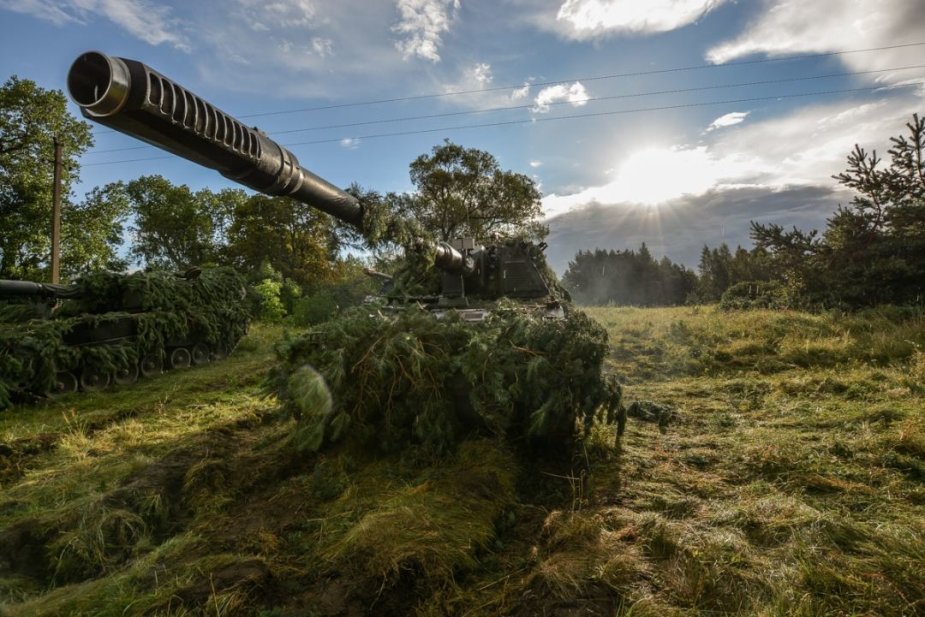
[235,42,925,117]
[91,42,925,136]
[81,81,924,167]
[283,83,925,147]
[85,63,925,155]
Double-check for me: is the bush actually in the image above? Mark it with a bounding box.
[291,291,339,327]
[720,280,791,311]
[253,278,286,322]
[280,278,302,314]
[269,304,623,455]
[290,276,379,327]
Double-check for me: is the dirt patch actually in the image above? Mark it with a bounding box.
[512,582,619,617]
[0,433,57,484]
[0,518,54,580]
[174,559,272,606]
[271,577,367,617]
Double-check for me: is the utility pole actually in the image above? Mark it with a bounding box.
[50,138,63,284]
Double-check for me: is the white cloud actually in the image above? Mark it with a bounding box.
[469,62,493,86]
[311,37,334,57]
[188,1,414,98]
[0,0,80,25]
[511,82,532,101]
[1,0,189,49]
[706,111,749,132]
[532,82,589,113]
[554,0,727,39]
[706,0,925,86]
[99,0,189,49]
[437,64,537,110]
[543,146,761,217]
[392,0,459,63]
[278,37,332,59]
[340,137,360,149]
[529,160,543,168]
[237,0,317,30]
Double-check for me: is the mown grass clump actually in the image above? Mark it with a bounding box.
[321,440,515,588]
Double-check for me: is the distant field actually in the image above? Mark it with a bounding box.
[1,307,923,616]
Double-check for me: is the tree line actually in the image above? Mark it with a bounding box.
[562,245,698,306]
[563,114,925,309]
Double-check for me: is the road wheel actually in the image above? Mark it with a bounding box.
[169,347,192,370]
[140,354,163,377]
[191,343,211,365]
[80,367,111,392]
[114,363,140,385]
[49,371,78,397]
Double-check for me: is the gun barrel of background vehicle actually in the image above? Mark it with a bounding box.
[0,280,79,299]
[67,51,364,228]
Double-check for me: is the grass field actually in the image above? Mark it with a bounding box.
[1,306,923,616]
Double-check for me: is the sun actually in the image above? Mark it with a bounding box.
[541,143,757,218]
[609,146,723,206]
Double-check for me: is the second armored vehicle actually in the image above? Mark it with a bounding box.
[0,267,250,410]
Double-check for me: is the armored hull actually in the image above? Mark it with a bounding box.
[0,267,250,409]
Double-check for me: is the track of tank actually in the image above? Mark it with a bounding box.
[42,315,244,396]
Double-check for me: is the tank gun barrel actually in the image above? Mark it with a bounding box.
[67,51,363,228]
[433,242,474,275]
[0,280,81,299]
[67,52,478,281]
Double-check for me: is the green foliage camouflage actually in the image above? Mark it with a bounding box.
[0,267,251,409]
[269,302,623,454]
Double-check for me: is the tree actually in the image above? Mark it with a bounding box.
[751,113,925,307]
[0,76,93,279]
[389,140,545,242]
[824,114,925,304]
[224,194,339,286]
[696,244,732,302]
[60,182,131,277]
[126,175,244,269]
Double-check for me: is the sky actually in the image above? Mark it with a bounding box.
[1,0,924,272]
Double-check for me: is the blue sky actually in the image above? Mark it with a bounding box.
[2,0,924,271]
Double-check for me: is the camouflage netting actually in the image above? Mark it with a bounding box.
[269,302,623,454]
[0,267,251,410]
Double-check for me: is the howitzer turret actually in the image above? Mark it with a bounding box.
[67,51,555,307]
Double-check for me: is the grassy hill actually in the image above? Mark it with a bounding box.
[1,307,923,616]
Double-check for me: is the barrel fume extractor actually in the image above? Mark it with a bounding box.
[66,51,364,227]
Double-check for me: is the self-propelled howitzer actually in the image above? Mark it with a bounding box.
[0,268,250,409]
[67,52,623,451]
[67,51,556,310]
